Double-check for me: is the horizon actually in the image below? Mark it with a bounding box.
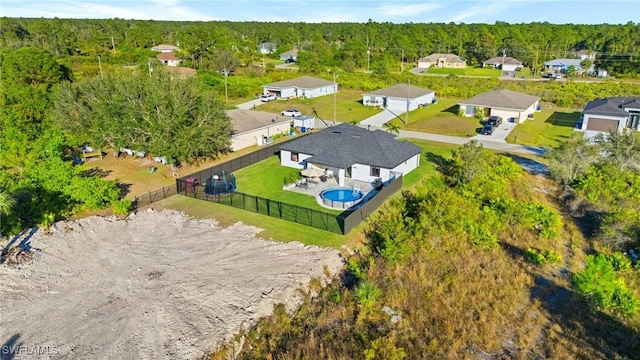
[2,0,638,25]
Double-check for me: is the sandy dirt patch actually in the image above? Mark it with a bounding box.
[0,209,344,359]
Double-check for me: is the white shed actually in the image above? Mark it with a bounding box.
[293,115,315,130]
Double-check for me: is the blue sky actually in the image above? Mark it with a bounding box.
[2,0,638,24]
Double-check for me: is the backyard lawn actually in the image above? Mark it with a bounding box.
[256,89,381,123]
[505,108,581,148]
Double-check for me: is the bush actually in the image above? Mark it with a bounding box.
[608,252,632,272]
[525,247,562,265]
[112,198,132,217]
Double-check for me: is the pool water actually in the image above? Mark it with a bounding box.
[321,188,363,202]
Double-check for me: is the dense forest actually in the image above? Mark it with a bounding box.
[1,18,639,76]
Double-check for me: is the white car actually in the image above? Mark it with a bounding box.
[281,109,302,117]
[260,94,276,102]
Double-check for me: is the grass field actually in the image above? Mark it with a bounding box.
[255,89,380,123]
[387,97,480,137]
[506,107,581,148]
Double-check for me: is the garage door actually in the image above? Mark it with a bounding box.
[586,118,619,132]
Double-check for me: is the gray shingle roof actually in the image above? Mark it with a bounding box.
[419,53,465,62]
[362,84,435,99]
[583,97,640,117]
[227,109,290,134]
[279,123,422,169]
[264,76,334,89]
[483,56,522,66]
[459,89,540,110]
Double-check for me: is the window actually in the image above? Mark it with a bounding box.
[291,152,299,162]
[370,167,381,177]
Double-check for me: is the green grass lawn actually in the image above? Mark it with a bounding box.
[506,108,581,148]
[425,67,501,77]
[256,89,381,123]
[233,156,341,214]
[387,97,479,137]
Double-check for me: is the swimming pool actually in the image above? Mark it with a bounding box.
[319,187,363,210]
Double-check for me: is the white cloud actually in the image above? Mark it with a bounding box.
[446,2,505,23]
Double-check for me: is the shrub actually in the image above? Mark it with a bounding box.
[525,247,562,265]
[112,198,132,217]
[355,281,382,309]
[608,252,632,272]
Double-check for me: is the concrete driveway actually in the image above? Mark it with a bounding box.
[469,120,517,143]
[360,107,407,127]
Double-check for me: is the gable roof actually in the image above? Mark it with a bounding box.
[459,89,540,110]
[151,44,179,52]
[264,76,334,89]
[280,49,298,57]
[362,84,435,99]
[157,52,180,61]
[279,123,422,169]
[583,97,640,117]
[544,58,583,67]
[227,109,290,134]
[483,56,522,66]
[419,53,465,63]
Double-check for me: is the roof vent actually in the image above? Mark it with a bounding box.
[352,135,361,139]
[332,131,341,134]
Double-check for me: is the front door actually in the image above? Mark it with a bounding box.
[346,166,352,178]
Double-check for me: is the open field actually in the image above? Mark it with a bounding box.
[391,97,480,137]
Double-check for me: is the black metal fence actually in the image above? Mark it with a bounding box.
[133,185,177,209]
[177,183,342,233]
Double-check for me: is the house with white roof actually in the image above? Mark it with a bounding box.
[263,76,337,99]
[362,84,435,111]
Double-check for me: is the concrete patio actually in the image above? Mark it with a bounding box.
[284,176,374,209]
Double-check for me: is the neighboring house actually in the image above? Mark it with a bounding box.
[263,76,337,99]
[362,84,435,111]
[416,53,466,69]
[279,123,422,186]
[279,49,299,61]
[458,89,540,123]
[227,109,292,151]
[482,56,523,72]
[156,52,180,67]
[580,97,640,133]
[544,58,594,75]
[151,44,180,53]
[259,42,277,54]
[576,50,597,61]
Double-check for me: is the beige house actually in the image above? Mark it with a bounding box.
[458,89,540,123]
[417,53,466,69]
[228,109,292,151]
[157,52,181,67]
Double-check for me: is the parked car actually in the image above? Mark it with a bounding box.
[480,124,495,135]
[487,115,503,126]
[285,57,295,64]
[281,109,302,117]
[261,94,276,102]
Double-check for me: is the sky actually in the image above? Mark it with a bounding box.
[1,0,638,24]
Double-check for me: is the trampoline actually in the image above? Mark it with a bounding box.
[204,171,236,195]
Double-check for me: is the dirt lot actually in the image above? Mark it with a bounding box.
[0,209,344,359]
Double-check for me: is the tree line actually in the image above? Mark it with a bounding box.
[1,18,638,76]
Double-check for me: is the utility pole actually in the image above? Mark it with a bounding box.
[223,68,229,103]
[111,36,116,55]
[501,49,506,78]
[148,58,152,77]
[366,34,371,73]
[333,72,337,126]
[98,55,103,80]
[400,49,404,72]
[533,50,539,75]
[405,79,410,126]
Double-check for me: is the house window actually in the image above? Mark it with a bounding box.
[370,167,381,177]
[291,152,299,162]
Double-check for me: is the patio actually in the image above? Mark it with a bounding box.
[285,175,374,202]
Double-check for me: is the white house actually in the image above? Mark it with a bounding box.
[156,52,180,67]
[580,97,640,133]
[151,44,180,53]
[482,56,523,72]
[362,84,435,111]
[227,109,292,151]
[279,123,422,186]
[544,58,594,75]
[458,89,540,123]
[263,76,337,99]
[259,42,277,54]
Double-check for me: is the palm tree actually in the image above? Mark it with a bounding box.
[0,191,16,216]
[383,121,401,135]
